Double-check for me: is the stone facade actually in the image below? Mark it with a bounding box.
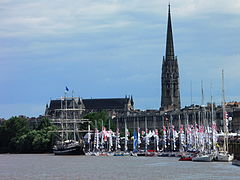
[113,103,240,133]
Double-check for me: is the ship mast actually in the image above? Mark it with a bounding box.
[145,116,148,152]
[73,93,76,141]
[65,91,69,140]
[210,82,215,151]
[222,69,228,154]
[124,117,128,152]
[60,97,64,144]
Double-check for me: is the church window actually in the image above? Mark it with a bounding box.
[166,89,170,96]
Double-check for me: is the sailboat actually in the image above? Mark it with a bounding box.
[123,118,131,156]
[115,119,121,152]
[87,127,100,156]
[215,70,234,162]
[192,83,214,162]
[134,119,146,157]
[53,95,86,155]
[192,153,214,162]
[136,117,149,157]
[84,123,94,156]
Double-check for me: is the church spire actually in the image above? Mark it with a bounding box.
[161,4,181,111]
[165,3,174,58]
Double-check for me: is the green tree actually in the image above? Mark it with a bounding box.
[0,116,29,152]
[0,116,56,153]
[37,117,51,130]
[84,111,115,131]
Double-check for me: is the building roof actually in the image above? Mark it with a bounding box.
[82,98,129,110]
[47,97,132,111]
[49,98,82,110]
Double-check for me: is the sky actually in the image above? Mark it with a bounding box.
[1,0,240,119]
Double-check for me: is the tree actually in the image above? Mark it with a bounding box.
[0,116,56,153]
[0,116,29,152]
[84,111,115,130]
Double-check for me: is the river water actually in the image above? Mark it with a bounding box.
[0,154,239,180]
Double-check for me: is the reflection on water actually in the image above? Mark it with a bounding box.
[0,154,239,180]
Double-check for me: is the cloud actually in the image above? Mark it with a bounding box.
[173,0,240,18]
[0,0,133,37]
[0,0,240,118]
[1,0,240,37]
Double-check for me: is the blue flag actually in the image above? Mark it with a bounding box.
[133,129,138,151]
[65,86,69,91]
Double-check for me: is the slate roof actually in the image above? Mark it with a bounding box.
[49,100,61,109]
[49,98,82,110]
[48,98,131,111]
[82,98,129,110]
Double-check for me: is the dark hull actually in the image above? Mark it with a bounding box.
[179,157,192,161]
[137,153,146,156]
[232,160,240,166]
[53,145,84,155]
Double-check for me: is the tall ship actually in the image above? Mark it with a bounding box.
[47,92,90,155]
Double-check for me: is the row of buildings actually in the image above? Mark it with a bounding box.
[44,95,240,133]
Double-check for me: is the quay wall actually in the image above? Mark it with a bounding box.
[229,143,240,158]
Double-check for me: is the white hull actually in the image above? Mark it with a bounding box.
[216,153,234,162]
[85,152,100,156]
[192,155,213,162]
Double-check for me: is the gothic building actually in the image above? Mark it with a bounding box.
[45,96,134,120]
[161,5,181,111]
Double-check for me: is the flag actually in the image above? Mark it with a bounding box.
[224,112,228,119]
[65,86,69,91]
[133,129,138,151]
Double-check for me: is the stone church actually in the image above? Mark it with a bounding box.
[161,5,181,111]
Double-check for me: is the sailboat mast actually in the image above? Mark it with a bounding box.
[94,120,97,151]
[88,123,91,151]
[201,81,204,106]
[170,114,173,152]
[101,120,104,151]
[210,83,214,150]
[65,92,69,140]
[60,97,64,144]
[73,97,76,141]
[153,116,156,151]
[190,81,193,105]
[222,69,228,153]
[124,117,128,152]
[137,117,141,150]
[133,115,136,151]
[145,116,148,152]
[115,119,119,151]
[201,81,207,151]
